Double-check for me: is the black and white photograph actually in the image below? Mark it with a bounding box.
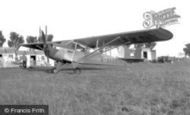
[0,0,189,115]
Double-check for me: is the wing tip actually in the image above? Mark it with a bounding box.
[159,27,173,41]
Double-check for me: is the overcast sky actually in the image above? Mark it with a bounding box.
[0,0,189,57]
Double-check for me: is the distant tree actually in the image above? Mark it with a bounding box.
[134,43,144,49]
[134,42,156,50]
[0,31,6,47]
[38,34,53,42]
[8,32,24,48]
[47,34,53,42]
[145,42,156,49]
[26,36,38,43]
[183,43,190,57]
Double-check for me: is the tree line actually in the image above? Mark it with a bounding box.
[0,30,53,48]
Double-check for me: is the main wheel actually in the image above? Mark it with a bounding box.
[53,69,58,73]
[73,67,81,74]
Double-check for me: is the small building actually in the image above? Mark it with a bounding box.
[0,48,18,67]
[134,46,156,61]
[22,49,55,68]
[0,48,55,68]
[103,44,156,61]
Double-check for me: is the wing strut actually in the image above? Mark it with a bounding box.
[78,36,130,62]
[71,42,78,61]
[71,42,80,69]
[96,40,99,48]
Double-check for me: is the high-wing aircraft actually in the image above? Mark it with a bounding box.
[18,27,173,73]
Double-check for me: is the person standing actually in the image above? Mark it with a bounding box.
[22,54,27,68]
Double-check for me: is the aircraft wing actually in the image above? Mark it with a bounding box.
[74,28,173,48]
[20,42,45,50]
[19,40,72,50]
[20,28,172,51]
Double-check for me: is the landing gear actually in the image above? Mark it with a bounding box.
[52,68,58,73]
[52,61,64,73]
[72,62,81,74]
[51,61,81,74]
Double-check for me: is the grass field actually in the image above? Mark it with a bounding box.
[0,60,190,115]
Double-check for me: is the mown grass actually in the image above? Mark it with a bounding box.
[0,59,190,115]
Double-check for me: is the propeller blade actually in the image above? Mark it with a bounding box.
[41,31,47,45]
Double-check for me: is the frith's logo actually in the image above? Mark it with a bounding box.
[143,7,180,29]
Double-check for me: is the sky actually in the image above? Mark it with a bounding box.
[0,0,189,57]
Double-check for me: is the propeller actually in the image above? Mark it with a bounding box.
[39,26,48,51]
[41,31,47,48]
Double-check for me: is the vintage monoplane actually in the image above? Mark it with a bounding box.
[18,27,173,73]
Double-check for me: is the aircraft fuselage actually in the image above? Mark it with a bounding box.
[44,45,125,67]
[44,45,85,63]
